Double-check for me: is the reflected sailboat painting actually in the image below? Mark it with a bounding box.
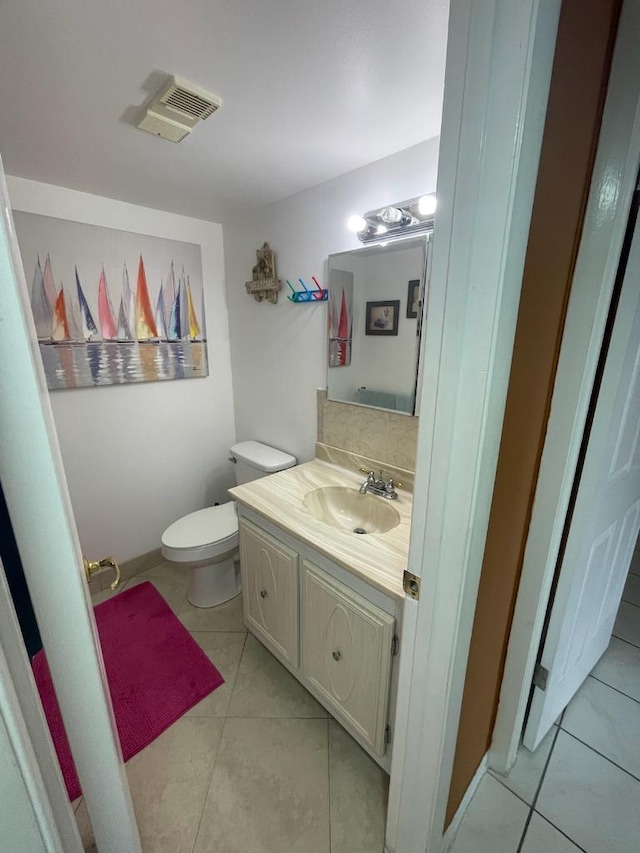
[13,212,208,390]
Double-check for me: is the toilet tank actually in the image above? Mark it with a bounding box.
[230,441,296,485]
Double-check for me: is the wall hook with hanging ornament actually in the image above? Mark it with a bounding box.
[245,242,282,303]
[286,276,328,303]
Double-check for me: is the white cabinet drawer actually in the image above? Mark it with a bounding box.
[301,561,395,755]
[239,518,299,668]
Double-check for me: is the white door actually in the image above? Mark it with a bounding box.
[523,203,640,751]
[0,164,141,851]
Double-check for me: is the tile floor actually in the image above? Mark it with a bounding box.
[448,547,640,853]
[75,560,389,853]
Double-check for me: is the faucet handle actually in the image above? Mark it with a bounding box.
[384,477,403,494]
[359,467,376,481]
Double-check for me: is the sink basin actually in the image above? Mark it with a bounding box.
[303,486,400,534]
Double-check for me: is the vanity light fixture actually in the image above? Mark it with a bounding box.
[348,195,436,244]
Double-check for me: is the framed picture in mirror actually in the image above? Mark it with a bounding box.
[406,279,420,319]
[366,300,400,336]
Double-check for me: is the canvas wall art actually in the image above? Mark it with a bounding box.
[13,211,208,390]
[328,268,353,367]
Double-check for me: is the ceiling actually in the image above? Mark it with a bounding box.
[0,0,448,222]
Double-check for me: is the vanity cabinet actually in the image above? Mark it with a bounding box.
[239,518,299,668]
[301,561,395,755]
[238,515,398,763]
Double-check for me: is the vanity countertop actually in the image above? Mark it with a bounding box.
[229,459,411,599]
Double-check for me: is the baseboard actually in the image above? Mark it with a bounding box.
[441,754,488,852]
[89,548,163,591]
[120,548,164,580]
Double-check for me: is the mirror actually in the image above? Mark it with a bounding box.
[327,236,429,415]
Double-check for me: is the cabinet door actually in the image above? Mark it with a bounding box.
[301,561,395,755]
[239,519,299,668]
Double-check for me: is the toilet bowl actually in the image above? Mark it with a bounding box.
[161,502,240,608]
[161,441,296,608]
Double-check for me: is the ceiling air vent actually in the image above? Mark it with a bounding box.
[136,75,221,143]
[137,105,194,143]
[159,76,221,121]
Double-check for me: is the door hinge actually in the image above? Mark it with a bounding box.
[403,570,421,600]
[384,724,392,745]
[533,663,549,691]
[391,634,399,656]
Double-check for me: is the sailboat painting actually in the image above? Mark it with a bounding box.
[328,268,353,367]
[12,211,208,390]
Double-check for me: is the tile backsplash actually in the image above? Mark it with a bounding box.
[316,389,419,472]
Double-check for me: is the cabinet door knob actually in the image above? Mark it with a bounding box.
[332,650,342,662]
[260,589,268,599]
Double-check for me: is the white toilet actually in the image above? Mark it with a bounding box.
[161,441,297,608]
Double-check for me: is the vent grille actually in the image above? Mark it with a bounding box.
[135,75,221,143]
[137,109,191,143]
[160,77,221,120]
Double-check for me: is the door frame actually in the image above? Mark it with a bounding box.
[490,0,640,774]
[386,0,562,850]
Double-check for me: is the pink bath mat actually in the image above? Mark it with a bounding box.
[32,581,224,800]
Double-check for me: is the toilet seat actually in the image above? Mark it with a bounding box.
[161,502,239,563]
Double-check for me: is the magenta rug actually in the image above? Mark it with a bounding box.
[32,581,224,800]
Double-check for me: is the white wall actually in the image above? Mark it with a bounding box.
[7,177,237,563]
[223,138,440,463]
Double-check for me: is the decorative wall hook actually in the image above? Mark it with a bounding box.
[245,242,282,304]
[286,276,328,303]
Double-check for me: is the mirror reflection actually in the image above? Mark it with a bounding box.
[327,236,428,414]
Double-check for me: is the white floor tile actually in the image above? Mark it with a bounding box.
[562,676,640,779]
[178,592,245,632]
[125,717,225,853]
[521,813,582,853]
[591,636,640,702]
[328,721,388,853]
[447,774,529,853]
[490,726,556,805]
[623,572,640,606]
[613,601,640,648]
[193,717,330,853]
[185,632,247,717]
[228,633,327,718]
[74,717,225,853]
[536,730,640,853]
[127,569,188,616]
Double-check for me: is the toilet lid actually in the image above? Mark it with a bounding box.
[162,503,238,550]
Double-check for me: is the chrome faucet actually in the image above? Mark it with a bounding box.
[359,469,402,500]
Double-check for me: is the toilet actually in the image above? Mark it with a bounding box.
[161,441,297,608]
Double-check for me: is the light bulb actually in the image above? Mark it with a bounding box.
[376,224,388,235]
[418,194,437,216]
[347,214,367,233]
[380,206,404,224]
